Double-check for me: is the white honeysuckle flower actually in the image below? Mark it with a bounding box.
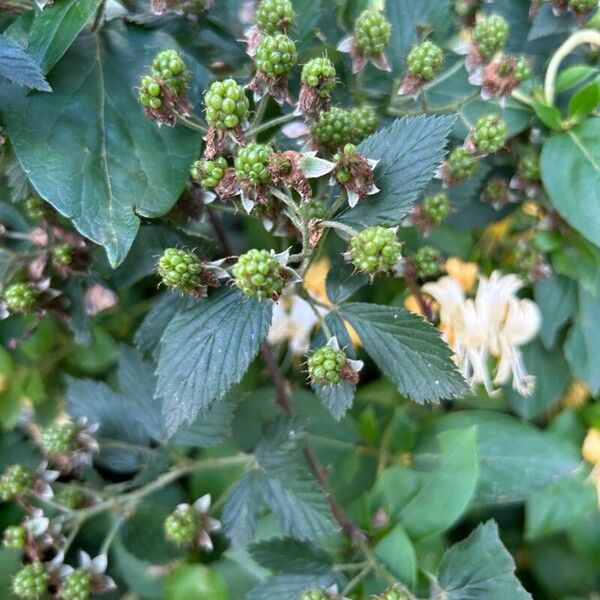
[422,270,541,397]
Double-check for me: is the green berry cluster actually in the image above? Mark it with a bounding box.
[301,57,336,94]
[256,0,296,33]
[157,248,203,292]
[471,114,507,154]
[407,41,444,80]
[334,143,358,184]
[447,147,479,180]
[55,486,84,510]
[40,423,77,456]
[191,157,228,188]
[353,9,392,57]
[52,243,73,266]
[0,464,34,501]
[413,246,443,279]
[4,283,38,314]
[472,14,509,58]
[139,75,164,110]
[298,589,329,600]
[204,79,249,130]
[569,0,597,12]
[3,525,26,550]
[234,142,273,187]
[376,587,409,600]
[311,107,353,151]
[515,57,532,82]
[308,345,347,385]
[164,506,200,546]
[349,226,402,275]
[232,249,284,300]
[11,562,48,599]
[59,569,93,600]
[151,49,188,95]
[484,177,509,203]
[349,105,379,142]
[24,196,45,220]
[304,198,327,220]
[422,192,451,225]
[519,153,541,182]
[255,33,297,76]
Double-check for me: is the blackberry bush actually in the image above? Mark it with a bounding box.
[3,524,26,549]
[190,157,228,188]
[59,570,93,600]
[151,49,188,95]
[348,226,402,276]
[40,423,77,455]
[298,589,329,600]
[231,249,284,299]
[422,192,451,225]
[413,246,444,279]
[470,114,508,154]
[11,562,48,599]
[0,465,33,501]
[446,147,479,180]
[301,57,336,94]
[349,105,379,142]
[310,107,353,151]
[164,506,200,546]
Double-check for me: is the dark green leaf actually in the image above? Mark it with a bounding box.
[568,78,600,118]
[172,398,237,448]
[534,275,577,349]
[339,303,469,403]
[437,520,532,600]
[247,574,336,600]
[222,470,265,547]
[338,115,455,228]
[418,411,581,504]
[2,24,202,266]
[156,289,273,435]
[325,258,368,304]
[250,538,332,575]
[312,380,355,421]
[541,118,600,246]
[26,0,101,72]
[555,65,599,93]
[0,34,50,91]
[531,101,563,130]
[374,523,417,586]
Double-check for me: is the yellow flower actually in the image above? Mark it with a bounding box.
[582,428,600,465]
[444,257,479,293]
[561,380,591,409]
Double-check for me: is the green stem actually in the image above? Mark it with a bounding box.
[320,220,358,238]
[246,112,297,138]
[91,0,106,32]
[545,29,600,104]
[303,293,332,338]
[341,563,372,596]
[99,516,122,555]
[176,113,208,134]
[250,95,269,129]
[511,88,535,107]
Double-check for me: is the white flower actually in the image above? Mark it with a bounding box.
[268,294,323,355]
[422,270,541,396]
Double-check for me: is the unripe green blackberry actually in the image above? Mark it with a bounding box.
[308,345,347,385]
[3,525,26,550]
[191,157,228,188]
[483,176,510,204]
[158,248,203,292]
[256,0,296,33]
[353,9,392,57]
[304,198,327,220]
[515,57,532,82]
[301,57,336,95]
[349,226,402,275]
[52,243,73,266]
[232,249,284,300]
[59,569,93,600]
[407,41,444,80]
[472,14,509,58]
[414,246,443,279]
[310,107,353,152]
[376,587,409,600]
[235,142,273,187]
[471,114,507,154]
[422,192,451,225]
[139,74,164,110]
[298,589,329,600]
[255,33,297,77]
[11,562,49,599]
[204,79,250,130]
[40,423,77,456]
[333,143,359,184]
[151,49,188,95]
[55,487,84,510]
[569,0,597,12]
[0,464,34,501]
[447,147,479,180]
[349,105,379,143]
[3,283,38,314]
[24,196,45,220]
[519,153,541,182]
[164,506,200,546]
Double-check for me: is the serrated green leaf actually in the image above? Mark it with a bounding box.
[541,118,600,246]
[325,258,368,304]
[222,470,265,546]
[2,24,203,266]
[26,0,101,72]
[312,380,356,421]
[156,289,273,435]
[247,574,336,600]
[0,34,50,91]
[437,520,532,600]
[418,411,581,504]
[337,115,455,228]
[172,398,237,448]
[250,538,331,575]
[338,303,468,403]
